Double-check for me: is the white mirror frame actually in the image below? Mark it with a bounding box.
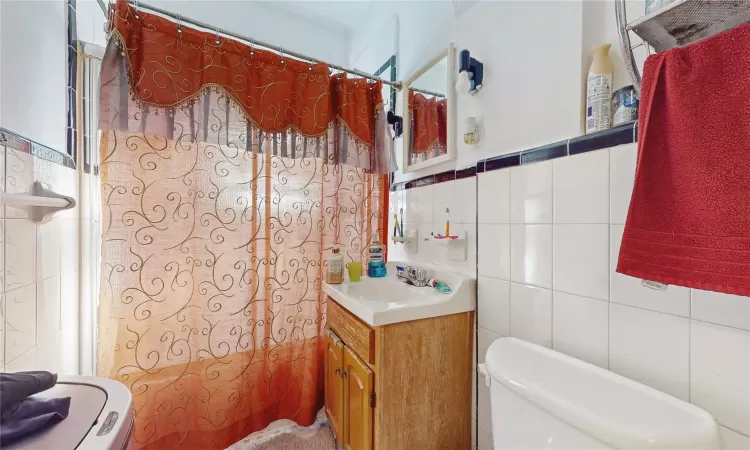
[401,43,456,174]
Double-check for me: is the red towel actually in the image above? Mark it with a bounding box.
[617,23,750,297]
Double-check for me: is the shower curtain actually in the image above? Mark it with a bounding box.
[96,2,393,449]
[408,91,447,164]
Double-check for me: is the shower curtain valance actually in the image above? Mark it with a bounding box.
[103,0,394,172]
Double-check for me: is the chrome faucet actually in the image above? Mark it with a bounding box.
[397,265,428,287]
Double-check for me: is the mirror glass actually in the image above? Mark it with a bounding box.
[403,49,454,173]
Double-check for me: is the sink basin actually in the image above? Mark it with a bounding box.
[322,261,476,326]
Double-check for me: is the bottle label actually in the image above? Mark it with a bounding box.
[586,72,612,133]
[330,259,342,273]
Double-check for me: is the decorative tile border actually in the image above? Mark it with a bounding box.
[0,128,77,170]
[391,121,637,191]
[390,167,476,191]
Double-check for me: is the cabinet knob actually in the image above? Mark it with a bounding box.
[334,368,341,375]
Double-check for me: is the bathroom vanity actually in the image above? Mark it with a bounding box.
[322,262,475,450]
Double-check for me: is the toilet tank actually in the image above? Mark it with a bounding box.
[481,337,722,450]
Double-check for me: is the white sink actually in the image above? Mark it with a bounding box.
[322,260,476,326]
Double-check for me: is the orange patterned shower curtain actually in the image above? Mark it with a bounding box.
[408,90,447,163]
[96,2,392,449]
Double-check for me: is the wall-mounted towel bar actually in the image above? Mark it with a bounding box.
[1,181,76,222]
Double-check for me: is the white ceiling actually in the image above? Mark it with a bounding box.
[264,1,376,34]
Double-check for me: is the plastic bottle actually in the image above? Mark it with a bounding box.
[326,245,344,284]
[586,44,614,134]
[367,233,387,278]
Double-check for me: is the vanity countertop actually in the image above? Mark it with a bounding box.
[322,261,475,326]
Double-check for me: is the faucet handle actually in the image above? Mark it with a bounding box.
[415,268,427,283]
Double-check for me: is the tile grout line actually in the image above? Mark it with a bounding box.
[550,159,555,348]
[607,148,612,370]
[475,174,480,447]
[688,289,693,403]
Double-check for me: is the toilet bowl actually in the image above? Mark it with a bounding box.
[479,337,722,450]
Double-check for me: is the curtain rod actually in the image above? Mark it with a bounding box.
[409,87,446,98]
[124,0,402,90]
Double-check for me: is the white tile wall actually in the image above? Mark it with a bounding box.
[393,144,750,448]
[553,150,609,224]
[1,146,80,373]
[477,276,510,336]
[692,289,750,331]
[690,321,750,436]
[510,160,552,224]
[477,327,501,365]
[470,144,750,445]
[552,291,609,368]
[609,143,637,225]
[510,224,552,288]
[553,224,609,300]
[510,283,552,347]
[478,223,509,280]
[609,303,690,400]
[477,169,509,224]
[454,178,477,224]
[433,180,455,225]
[389,177,477,276]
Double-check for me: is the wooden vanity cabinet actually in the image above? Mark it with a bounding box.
[325,331,346,442]
[324,297,473,450]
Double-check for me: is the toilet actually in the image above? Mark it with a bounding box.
[479,337,723,449]
[6,375,134,450]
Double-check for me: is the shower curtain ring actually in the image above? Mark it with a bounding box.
[309,60,315,71]
[250,38,255,57]
[280,47,285,64]
[176,15,182,33]
[133,0,140,19]
[214,28,220,45]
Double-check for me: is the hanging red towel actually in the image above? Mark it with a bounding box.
[617,23,750,297]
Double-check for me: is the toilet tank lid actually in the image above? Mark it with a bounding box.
[484,337,721,450]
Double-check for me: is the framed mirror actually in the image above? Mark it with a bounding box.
[402,43,456,173]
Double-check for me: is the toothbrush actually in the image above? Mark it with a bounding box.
[399,208,404,237]
[393,214,399,237]
[445,207,450,236]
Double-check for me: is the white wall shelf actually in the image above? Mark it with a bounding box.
[1,181,76,222]
[426,230,468,260]
[391,231,419,254]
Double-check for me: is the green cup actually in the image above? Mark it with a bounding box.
[348,261,362,282]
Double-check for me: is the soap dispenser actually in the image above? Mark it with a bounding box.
[367,233,387,278]
[326,245,344,284]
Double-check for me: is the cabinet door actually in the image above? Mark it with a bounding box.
[343,345,374,450]
[325,329,345,442]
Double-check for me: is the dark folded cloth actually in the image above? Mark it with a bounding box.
[0,396,71,446]
[0,372,58,409]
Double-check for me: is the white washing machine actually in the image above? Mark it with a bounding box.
[6,376,134,450]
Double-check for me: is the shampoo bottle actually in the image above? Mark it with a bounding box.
[586,44,614,134]
[367,233,387,278]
